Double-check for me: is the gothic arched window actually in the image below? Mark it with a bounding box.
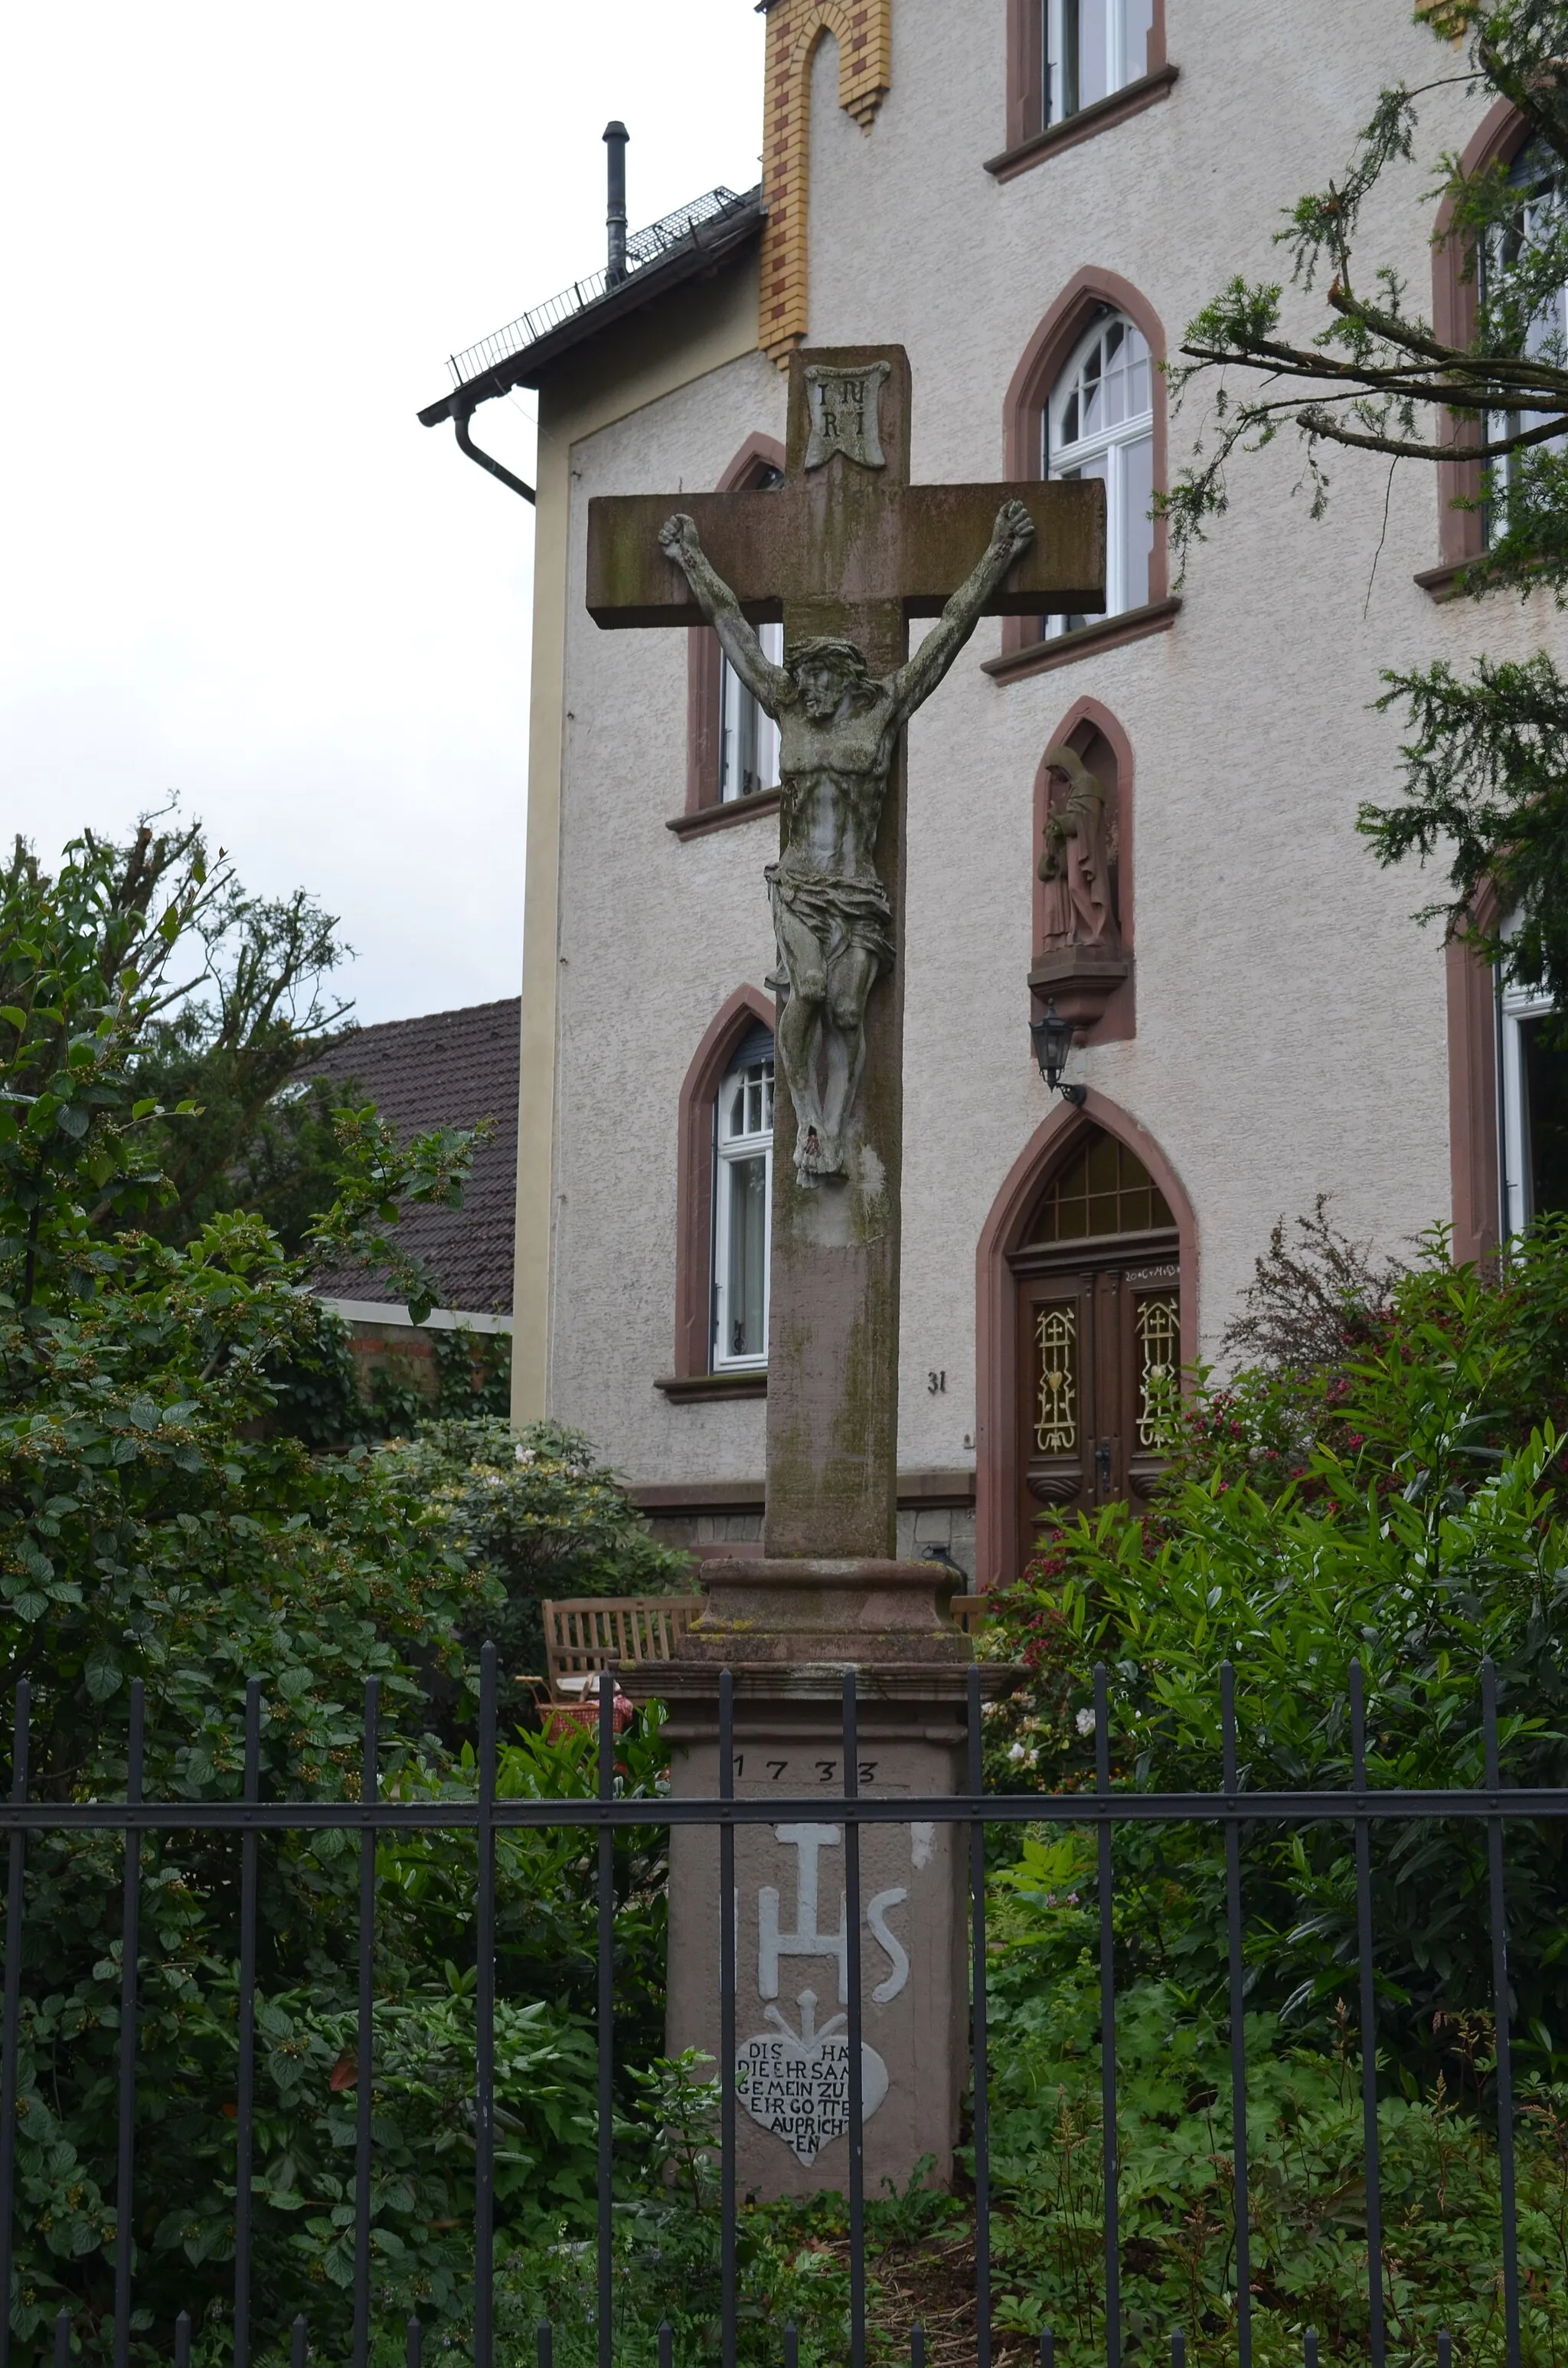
[712,1027,774,1369]
[1428,101,1557,587]
[660,986,776,1398]
[1045,310,1155,634]
[674,437,786,836]
[1482,140,1568,542]
[993,273,1173,678]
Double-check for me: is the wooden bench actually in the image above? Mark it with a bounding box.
[531,1594,702,1737]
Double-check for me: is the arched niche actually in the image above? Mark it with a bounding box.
[1030,695,1135,1045]
[974,1091,1197,1587]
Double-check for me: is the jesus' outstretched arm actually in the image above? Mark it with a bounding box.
[658,513,791,718]
[887,499,1036,730]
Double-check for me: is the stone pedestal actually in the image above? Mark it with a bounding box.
[1029,943,1131,1034]
[626,1559,1014,2201]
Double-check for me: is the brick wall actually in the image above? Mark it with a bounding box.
[760,0,893,364]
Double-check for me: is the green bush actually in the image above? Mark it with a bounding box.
[976,1219,1568,2360]
[0,827,690,2362]
[374,1419,694,1706]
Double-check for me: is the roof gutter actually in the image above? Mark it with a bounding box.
[451,405,535,506]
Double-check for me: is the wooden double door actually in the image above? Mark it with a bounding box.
[1014,1233,1181,1544]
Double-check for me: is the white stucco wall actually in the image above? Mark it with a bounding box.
[541,0,1566,1496]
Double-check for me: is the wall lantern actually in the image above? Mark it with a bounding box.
[1030,999,1087,1106]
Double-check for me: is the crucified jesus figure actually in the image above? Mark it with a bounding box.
[658,499,1036,1182]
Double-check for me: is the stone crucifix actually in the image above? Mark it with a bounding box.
[587,347,1104,1560]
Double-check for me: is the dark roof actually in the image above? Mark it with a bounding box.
[418,185,765,427]
[304,996,519,1317]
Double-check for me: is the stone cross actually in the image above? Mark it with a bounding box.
[586,346,1104,1559]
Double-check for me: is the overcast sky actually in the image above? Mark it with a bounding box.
[2,4,765,1024]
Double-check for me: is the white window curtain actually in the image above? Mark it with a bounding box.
[1045,310,1155,636]
[720,622,784,801]
[1484,142,1568,542]
[1044,0,1155,123]
[712,1031,774,1368]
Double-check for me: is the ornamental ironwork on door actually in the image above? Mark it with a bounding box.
[1034,1303,1079,1455]
[1135,1289,1180,1451]
[1011,1128,1181,1553]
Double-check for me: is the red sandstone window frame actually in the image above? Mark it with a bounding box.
[985,271,1178,685]
[1032,695,1135,1044]
[988,0,1175,182]
[973,1093,1197,1588]
[1447,890,1503,1269]
[656,983,777,1400]
[1423,99,1535,592]
[667,433,788,842]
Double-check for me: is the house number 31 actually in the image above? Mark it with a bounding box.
[926,1370,946,1395]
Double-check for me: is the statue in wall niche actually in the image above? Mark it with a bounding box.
[1038,742,1118,948]
[658,500,1037,1183]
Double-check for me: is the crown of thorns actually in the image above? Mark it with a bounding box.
[787,636,874,684]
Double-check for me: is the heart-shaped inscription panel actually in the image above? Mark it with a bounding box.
[737,1996,890,2166]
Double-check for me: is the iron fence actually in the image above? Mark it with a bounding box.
[0,1651,1560,2368]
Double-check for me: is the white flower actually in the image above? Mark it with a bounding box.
[1075,1707,1097,1738]
[1008,1742,1029,1764]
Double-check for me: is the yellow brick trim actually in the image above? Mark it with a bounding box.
[759,0,893,366]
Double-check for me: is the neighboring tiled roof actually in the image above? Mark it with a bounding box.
[302,996,518,1317]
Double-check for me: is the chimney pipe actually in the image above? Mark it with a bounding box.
[603,120,629,286]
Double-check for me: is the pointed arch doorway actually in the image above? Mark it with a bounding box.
[975,1097,1198,1587]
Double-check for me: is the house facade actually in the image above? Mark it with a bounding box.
[433,1,1566,1584]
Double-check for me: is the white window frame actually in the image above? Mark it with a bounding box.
[720,621,783,802]
[711,1048,774,1370]
[1044,0,1154,124]
[1044,309,1155,636]
[1500,971,1557,1237]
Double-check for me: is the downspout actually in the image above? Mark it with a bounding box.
[452,407,535,505]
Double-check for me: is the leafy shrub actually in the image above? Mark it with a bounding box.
[0,827,690,2362]
[976,1220,1568,2357]
[374,1420,694,1703]
[985,1950,1568,2368]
